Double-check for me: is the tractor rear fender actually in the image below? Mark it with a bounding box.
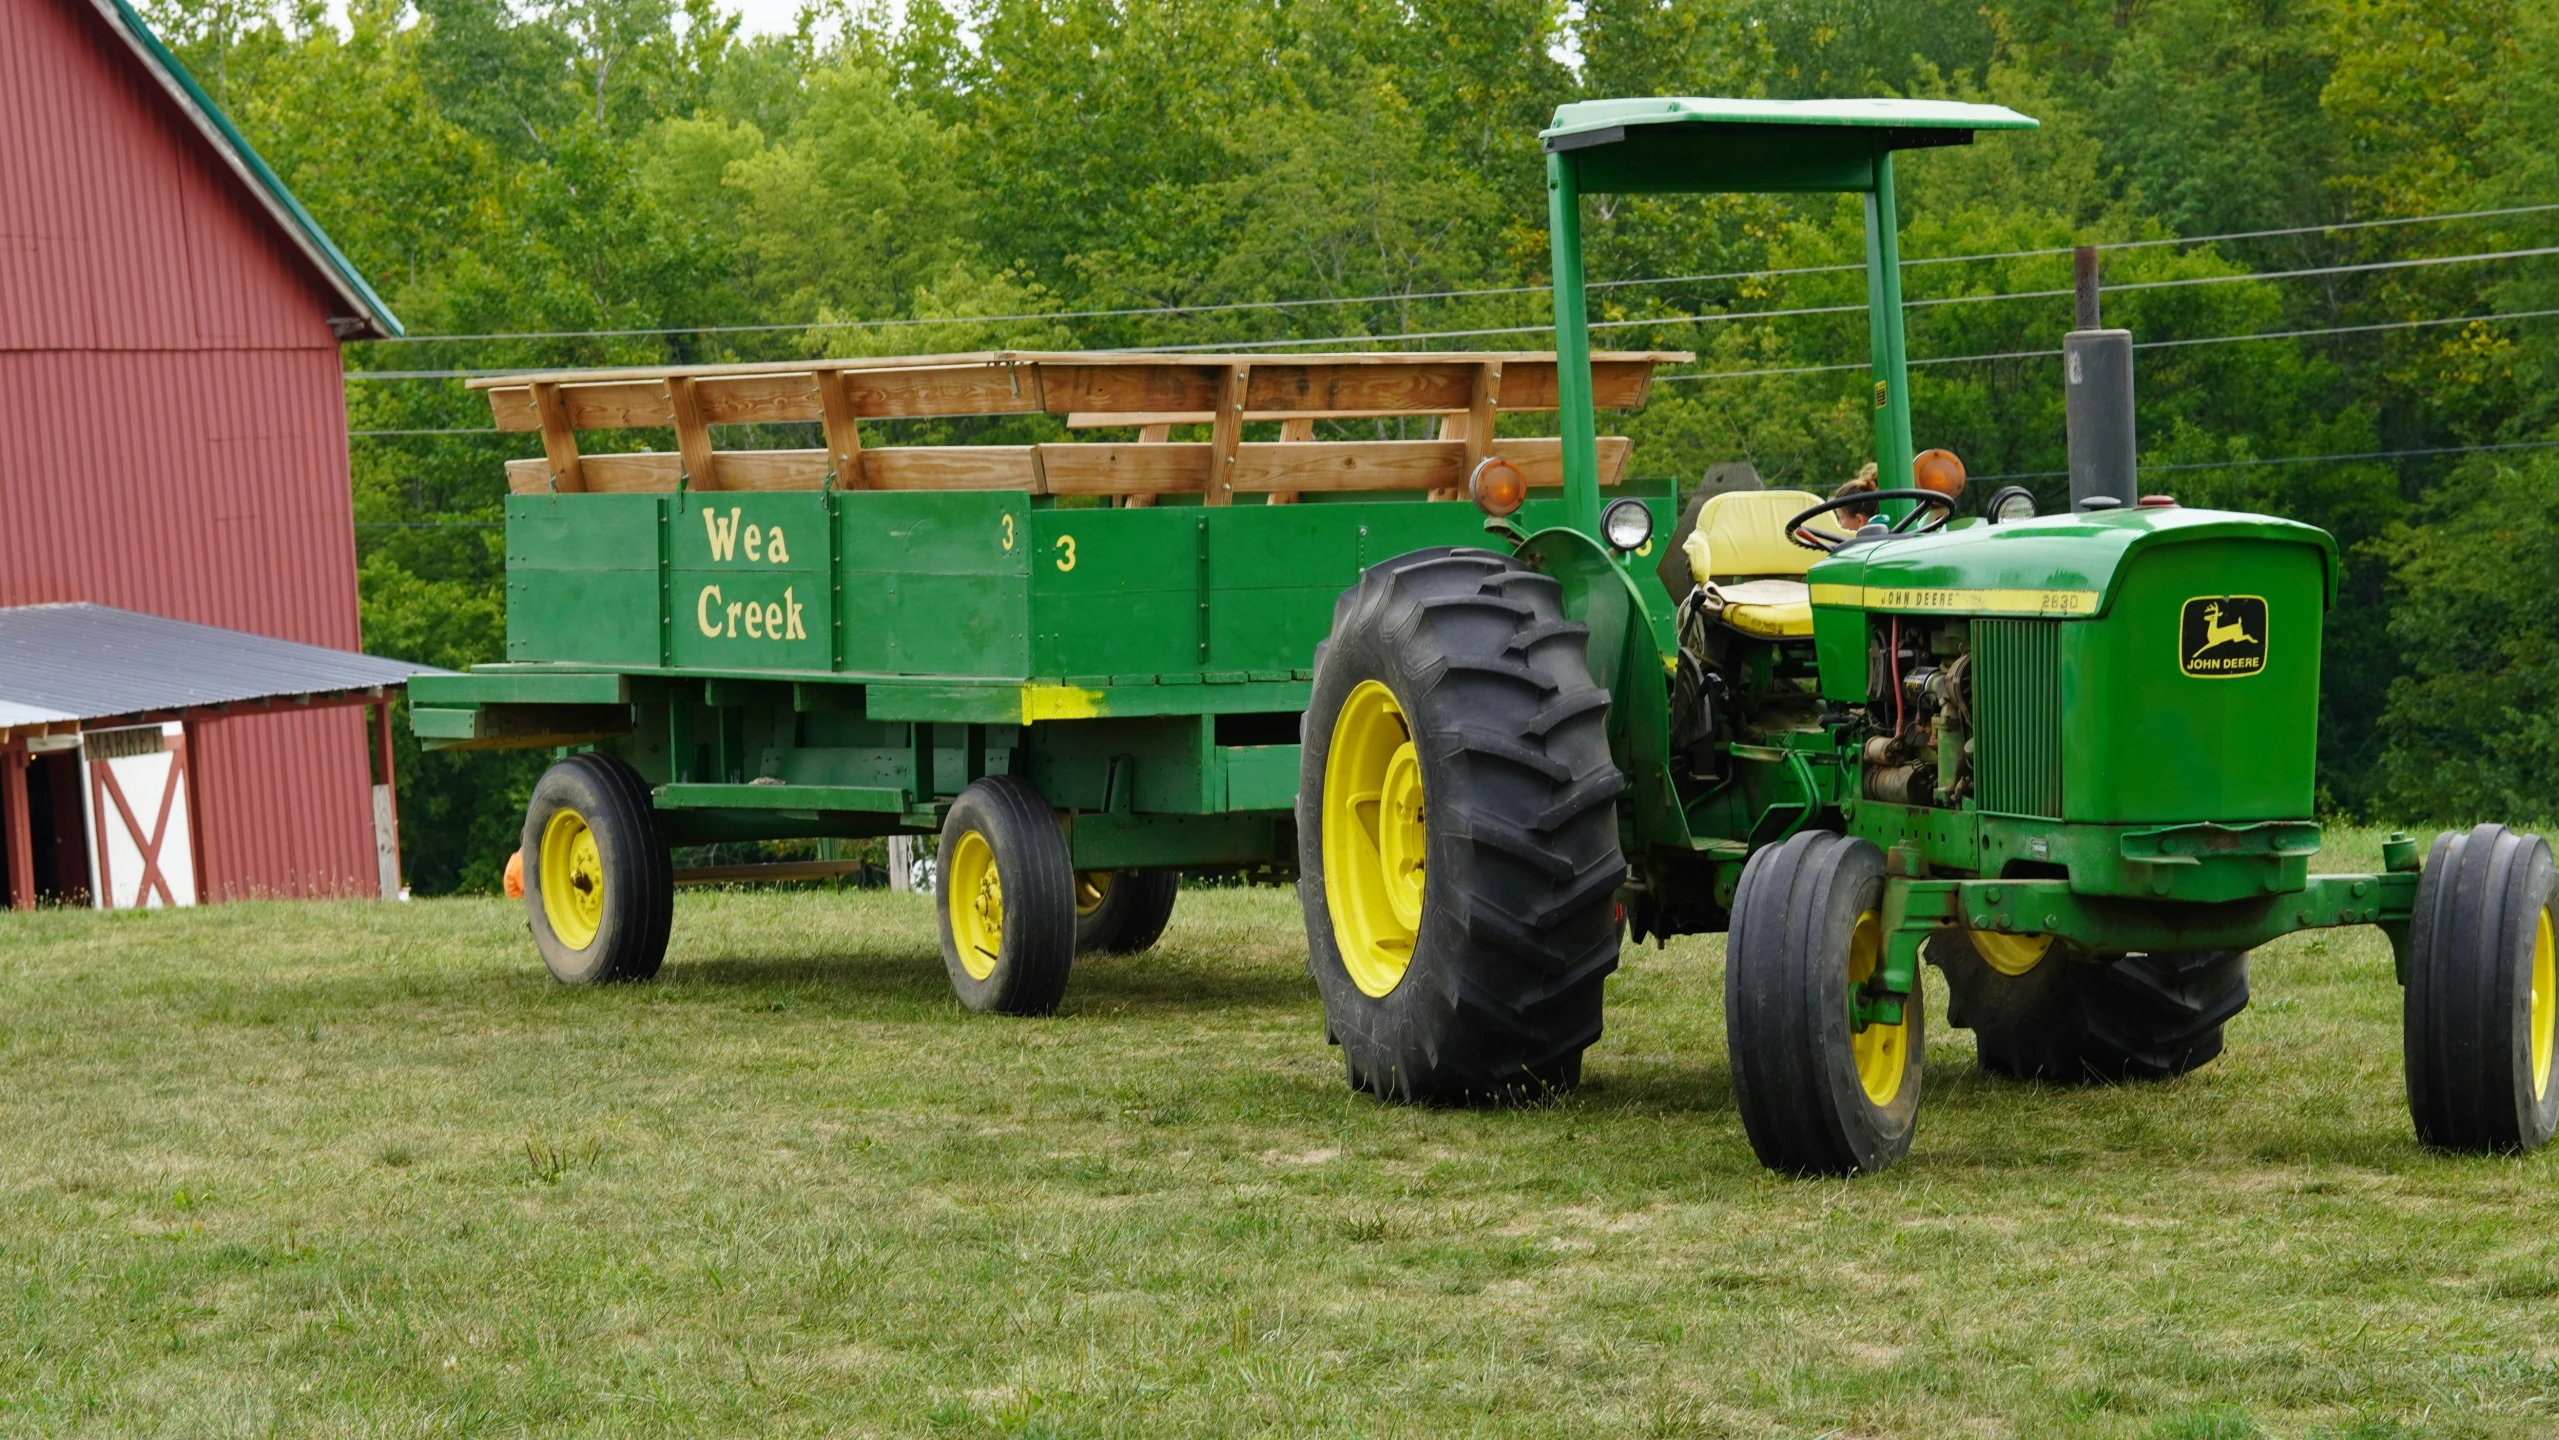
[1512,526,1689,851]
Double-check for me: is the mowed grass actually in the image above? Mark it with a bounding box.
[2,828,2556,1437]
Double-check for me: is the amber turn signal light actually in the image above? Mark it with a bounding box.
[1913,447,1967,498]
[1470,456,1526,517]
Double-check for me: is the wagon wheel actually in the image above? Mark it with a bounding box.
[521,753,672,984]
[1074,870,1181,954]
[937,776,1077,1015]
[1297,547,1626,1102]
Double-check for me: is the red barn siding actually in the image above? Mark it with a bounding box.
[1,0,384,897]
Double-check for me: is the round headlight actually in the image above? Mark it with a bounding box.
[1600,497,1655,553]
[1986,485,2038,524]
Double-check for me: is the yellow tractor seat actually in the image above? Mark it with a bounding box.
[1690,489,1824,638]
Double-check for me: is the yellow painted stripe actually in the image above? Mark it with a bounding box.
[1021,685,1104,722]
[1808,583,2100,616]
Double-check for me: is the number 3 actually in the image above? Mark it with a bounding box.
[1054,534,1078,572]
[1001,514,1016,550]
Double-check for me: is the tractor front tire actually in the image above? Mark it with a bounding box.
[1928,934,2249,1082]
[937,776,1078,1016]
[1298,547,1626,1103]
[2405,824,2559,1153]
[522,753,673,985]
[1074,870,1181,954]
[1727,831,1922,1176]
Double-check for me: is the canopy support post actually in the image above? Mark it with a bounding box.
[1863,150,1915,514]
[1546,150,1602,539]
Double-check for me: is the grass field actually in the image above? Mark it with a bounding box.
[3,827,2556,1437]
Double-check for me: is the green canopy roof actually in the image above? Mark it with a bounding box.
[1542,96,2038,195]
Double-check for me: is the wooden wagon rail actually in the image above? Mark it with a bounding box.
[471,350,1688,504]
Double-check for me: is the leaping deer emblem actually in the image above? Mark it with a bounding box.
[2197,601,2257,653]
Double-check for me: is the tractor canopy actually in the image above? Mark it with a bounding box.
[1538,96,2038,538]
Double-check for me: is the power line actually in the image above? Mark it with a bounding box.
[354,202,2559,347]
[1651,305,2559,383]
[1967,438,2559,484]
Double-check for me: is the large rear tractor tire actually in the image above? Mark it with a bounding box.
[937,775,1078,1016]
[522,753,673,985]
[2405,824,2559,1153]
[1297,547,1626,1103]
[1726,831,1922,1176]
[1074,870,1181,955]
[1927,933,2249,1082]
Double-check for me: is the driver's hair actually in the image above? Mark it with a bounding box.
[1831,462,1881,527]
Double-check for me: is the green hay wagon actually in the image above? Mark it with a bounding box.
[418,95,2559,1175]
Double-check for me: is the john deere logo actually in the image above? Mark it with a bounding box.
[2180,595,2267,677]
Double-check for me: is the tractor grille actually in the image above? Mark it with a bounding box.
[1971,618,2063,819]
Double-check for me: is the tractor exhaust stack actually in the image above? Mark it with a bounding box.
[2065,245,2139,510]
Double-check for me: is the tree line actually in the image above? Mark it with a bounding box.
[143,0,2559,892]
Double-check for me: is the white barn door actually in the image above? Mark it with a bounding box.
[84,724,196,909]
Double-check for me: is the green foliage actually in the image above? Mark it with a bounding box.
[131,0,2559,881]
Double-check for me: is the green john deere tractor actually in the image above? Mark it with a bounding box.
[1294,95,2559,1173]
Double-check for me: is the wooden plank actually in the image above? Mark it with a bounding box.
[1037,443,1207,496]
[1124,423,1171,507]
[1205,364,1249,506]
[843,362,1043,419]
[1037,362,1221,416]
[696,372,823,426]
[466,350,1690,391]
[1438,359,1501,502]
[710,449,828,491]
[1493,360,1658,412]
[814,369,865,489]
[1245,362,1476,415]
[665,376,720,490]
[1269,417,1314,506]
[860,446,1043,491]
[530,381,584,492]
[1224,435,1630,493]
[580,452,683,492]
[504,457,550,494]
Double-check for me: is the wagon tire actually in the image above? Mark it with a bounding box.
[1075,870,1181,954]
[2405,824,2559,1153]
[937,776,1078,1016]
[1928,934,2249,1083]
[522,753,673,985]
[1727,831,1921,1176]
[1298,547,1626,1103]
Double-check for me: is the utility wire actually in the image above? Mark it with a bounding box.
[343,241,2559,376]
[1967,437,2559,484]
[353,202,2559,346]
[1651,305,2559,383]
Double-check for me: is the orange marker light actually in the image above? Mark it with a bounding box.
[1470,456,1526,517]
[503,849,525,899]
[1913,448,1968,498]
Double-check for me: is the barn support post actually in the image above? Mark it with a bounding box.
[2,739,32,911]
[370,696,404,899]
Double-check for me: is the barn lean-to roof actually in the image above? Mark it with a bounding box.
[78,0,403,340]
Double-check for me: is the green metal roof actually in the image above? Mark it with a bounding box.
[84,0,402,339]
[1542,96,2038,195]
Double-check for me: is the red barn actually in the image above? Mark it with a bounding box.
[0,0,406,899]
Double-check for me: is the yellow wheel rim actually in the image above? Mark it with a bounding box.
[1845,907,1908,1107]
[1322,680,1426,998]
[1973,929,2054,977]
[538,808,605,951]
[947,830,1003,982]
[1075,870,1113,918]
[2532,907,2554,1102]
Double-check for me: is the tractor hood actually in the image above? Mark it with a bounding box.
[1805,505,2339,620]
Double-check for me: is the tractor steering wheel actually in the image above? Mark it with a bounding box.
[1783,488,1959,553]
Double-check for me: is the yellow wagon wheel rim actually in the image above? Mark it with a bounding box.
[539,807,605,951]
[1844,907,1909,1107]
[948,830,1004,982]
[2532,907,2555,1102]
[1322,680,1427,998]
[1973,929,2053,977]
[1075,870,1114,918]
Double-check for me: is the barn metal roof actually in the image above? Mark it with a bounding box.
[79,0,403,339]
[0,604,442,732]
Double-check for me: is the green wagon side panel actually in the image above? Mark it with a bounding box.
[667,494,832,672]
[1030,507,1203,678]
[506,494,663,665]
[838,491,1030,678]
